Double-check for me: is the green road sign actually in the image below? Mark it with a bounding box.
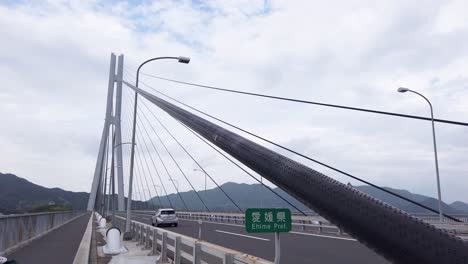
[245,208,292,233]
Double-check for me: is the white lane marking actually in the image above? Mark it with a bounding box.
[215,230,270,241]
[182,219,356,241]
[290,231,357,241]
[180,219,243,227]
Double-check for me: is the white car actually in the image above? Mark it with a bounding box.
[152,208,178,227]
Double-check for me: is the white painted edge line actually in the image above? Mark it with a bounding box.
[215,230,270,241]
[289,231,357,241]
[180,219,356,241]
[72,213,94,264]
[180,218,244,228]
[139,218,355,242]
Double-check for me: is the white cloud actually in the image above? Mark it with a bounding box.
[0,0,467,204]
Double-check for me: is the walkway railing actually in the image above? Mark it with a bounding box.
[175,211,344,235]
[0,211,87,254]
[113,215,272,264]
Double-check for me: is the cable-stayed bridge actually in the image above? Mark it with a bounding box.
[2,53,468,264]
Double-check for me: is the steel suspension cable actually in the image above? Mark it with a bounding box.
[123,79,461,222]
[175,118,307,215]
[135,130,174,208]
[135,148,157,210]
[123,108,175,209]
[123,111,149,207]
[139,100,235,212]
[127,108,189,211]
[137,105,211,212]
[133,162,146,209]
[140,100,251,213]
[123,77,468,263]
[135,137,164,208]
[140,72,468,127]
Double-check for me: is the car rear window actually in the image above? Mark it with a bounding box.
[160,210,175,215]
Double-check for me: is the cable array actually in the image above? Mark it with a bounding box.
[136,110,211,212]
[124,74,461,221]
[140,99,304,214]
[140,72,468,127]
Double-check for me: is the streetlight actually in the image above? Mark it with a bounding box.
[193,168,207,192]
[124,56,190,240]
[133,191,143,210]
[397,87,443,222]
[169,179,179,191]
[153,184,161,192]
[152,184,162,206]
[114,142,134,149]
[153,184,162,198]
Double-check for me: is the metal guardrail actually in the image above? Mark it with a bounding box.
[133,210,346,234]
[174,212,344,235]
[135,210,468,236]
[0,211,87,254]
[113,215,272,264]
[413,214,468,223]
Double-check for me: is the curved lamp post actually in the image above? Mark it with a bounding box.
[193,168,208,193]
[398,87,443,223]
[169,179,180,191]
[124,56,190,240]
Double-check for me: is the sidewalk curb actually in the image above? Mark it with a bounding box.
[73,213,94,264]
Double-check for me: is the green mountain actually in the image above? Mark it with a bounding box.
[450,201,468,213]
[0,172,153,214]
[1,173,467,217]
[0,172,89,213]
[148,182,468,215]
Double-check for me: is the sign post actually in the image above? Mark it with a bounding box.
[198,219,202,240]
[245,208,292,264]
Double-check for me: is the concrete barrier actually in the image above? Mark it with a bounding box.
[0,211,87,255]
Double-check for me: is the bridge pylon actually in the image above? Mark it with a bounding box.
[87,53,125,212]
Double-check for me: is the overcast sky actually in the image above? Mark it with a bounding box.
[1,0,467,204]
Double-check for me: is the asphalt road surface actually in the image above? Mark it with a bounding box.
[126,212,389,264]
[7,212,91,264]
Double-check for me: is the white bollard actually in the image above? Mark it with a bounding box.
[103,227,127,254]
[99,218,107,228]
[107,228,121,252]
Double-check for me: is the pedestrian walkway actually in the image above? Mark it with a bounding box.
[6,212,91,263]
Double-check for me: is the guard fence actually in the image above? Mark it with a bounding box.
[134,210,468,238]
[0,211,87,254]
[113,215,272,264]
[134,210,343,235]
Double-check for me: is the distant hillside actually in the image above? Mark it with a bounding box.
[354,185,464,214]
[2,173,467,216]
[0,172,89,213]
[149,182,308,212]
[0,172,152,214]
[148,182,468,215]
[450,201,468,213]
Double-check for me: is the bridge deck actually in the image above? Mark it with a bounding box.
[6,212,91,263]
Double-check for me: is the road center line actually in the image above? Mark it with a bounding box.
[215,230,270,241]
[180,218,243,227]
[290,231,357,241]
